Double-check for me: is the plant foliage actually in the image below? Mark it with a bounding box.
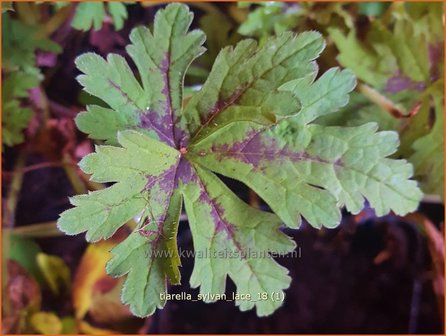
[329,2,444,197]
[58,3,422,317]
[72,2,129,31]
[2,14,61,146]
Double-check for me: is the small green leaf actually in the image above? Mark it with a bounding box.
[3,71,40,100]
[238,2,300,39]
[329,27,396,88]
[108,2,128,31]
[2,14,61,148]
[72,3,130,31]
[2,100,32,147]
[7,235,42,281]
[410,94,444,197]
[2,15,61,72]
[72,3,106,31]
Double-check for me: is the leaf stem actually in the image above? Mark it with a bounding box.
[2,161,77,177]
[403,213,445,324]
[40,4,73,37]
[2,152,27,304]
[4,152,27,229]
[358,83,412,119]
[8,221,62,238]
[62,153,87,195]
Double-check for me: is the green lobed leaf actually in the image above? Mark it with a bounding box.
[59,3,423,318]
[106,188,182,317]
[329,27,397,89]
[3,72,40,101]
[2,15,61,72]
[2,14,62,148]
[58,130,180,241]
[279,67,356,125]
[72,3,105,31]
[238,2,301,39]
[1,71,38,147]
[410,93,444,197]
[188,9,241,80]
[181,165,295,316]
[75,3,206,145]
[58,130,182,315]
[190,120,421,228]
[182,31,325,144]
[329,3,443,198]
[330,2,443,90]
[71,2,131,31]
[108,2,128,31]
[2,100,33,147]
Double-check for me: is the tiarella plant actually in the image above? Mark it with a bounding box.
[58,3,423,317]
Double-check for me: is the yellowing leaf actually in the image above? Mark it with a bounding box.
[72,240,115,320]
[30,312,62,335]
[36,253,70,296]
[88,278,132,324]
[60,316,77,334]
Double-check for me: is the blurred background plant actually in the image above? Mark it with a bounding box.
[2,2,444,334]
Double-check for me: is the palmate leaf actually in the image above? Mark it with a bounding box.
[58,3,423,317]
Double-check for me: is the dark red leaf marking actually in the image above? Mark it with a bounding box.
[206,127,333,167]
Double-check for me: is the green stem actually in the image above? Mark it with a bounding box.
[62,153,87,195]
[2,152,27,314]
[9,221,62,238]
[358,83,407,118]
[4,152,27,229]
[40,4,73,37]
